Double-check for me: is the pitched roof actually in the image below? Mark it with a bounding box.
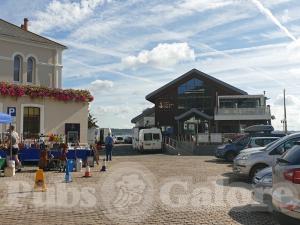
[0,19,67,49]
[146,68,247,102]
[175,108,213,121]
[131,107,155,124]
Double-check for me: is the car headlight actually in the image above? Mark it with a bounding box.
[261,175,272,185]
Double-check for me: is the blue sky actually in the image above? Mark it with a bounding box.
[1,0,300,130]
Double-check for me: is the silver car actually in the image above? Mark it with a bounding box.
[252,166,272,210]
[233,133,300,179]
[273,144,300,225]
[248,137,280,148]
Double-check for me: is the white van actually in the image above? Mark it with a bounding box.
[138,128,162,152]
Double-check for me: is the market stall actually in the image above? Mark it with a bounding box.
[18,147,91,162]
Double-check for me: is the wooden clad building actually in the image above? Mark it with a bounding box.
[142,69,271,136]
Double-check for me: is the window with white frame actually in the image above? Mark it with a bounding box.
[27,57,35,83]
[13,55,22,82]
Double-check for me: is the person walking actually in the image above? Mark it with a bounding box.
[104,132,114,161]
[7,125,21,172]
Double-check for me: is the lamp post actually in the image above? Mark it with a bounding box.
[283,89,287,134]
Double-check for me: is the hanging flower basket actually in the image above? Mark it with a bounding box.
[0,82,94,102]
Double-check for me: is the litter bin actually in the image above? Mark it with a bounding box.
[0,158,6,170]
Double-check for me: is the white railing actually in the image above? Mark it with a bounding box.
[215,107,270,115]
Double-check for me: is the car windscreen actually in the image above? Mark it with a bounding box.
[281,145,300,165]
[153,133,160,140]
[144,133,152,141]
[265,134,293,151]
[117,137,123,140]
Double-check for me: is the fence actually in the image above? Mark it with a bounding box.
[174,133,242,145]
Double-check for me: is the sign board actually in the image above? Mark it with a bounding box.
[7,107,16,117]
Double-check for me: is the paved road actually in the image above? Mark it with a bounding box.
[0,145,278,225]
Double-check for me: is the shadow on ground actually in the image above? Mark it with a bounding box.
[229,205,279,225]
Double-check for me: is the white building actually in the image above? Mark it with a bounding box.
[0,18,92,143]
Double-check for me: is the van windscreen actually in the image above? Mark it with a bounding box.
[153,133,160,140]
[144,133,152,141]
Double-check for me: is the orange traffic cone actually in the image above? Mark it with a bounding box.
[34,169,47,192]
[83,165,92,177]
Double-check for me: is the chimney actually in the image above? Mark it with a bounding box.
[21,18,29,31]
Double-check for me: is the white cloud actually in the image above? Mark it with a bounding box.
[122,42,195,68]
[287,38,300,61]
[179,0,233,11]
[70,19,121,41]
[89,79,114,94]
[31,0,108,33]
[281,9,291,23]
[274,93,299,106]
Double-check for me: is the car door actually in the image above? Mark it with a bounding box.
[152,133,161,150]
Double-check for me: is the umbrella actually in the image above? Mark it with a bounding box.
[0,112,12,124]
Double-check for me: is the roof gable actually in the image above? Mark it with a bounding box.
[175,108,213,121]
[146,68,247,102]
[0,19,67,49]
[131,107,155,123]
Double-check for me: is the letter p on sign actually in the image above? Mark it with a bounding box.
[7,107,16,117]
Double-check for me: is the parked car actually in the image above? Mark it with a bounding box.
[124,136,133,144]
[114,136,125,144]
[272,144,300,225]
[233,133,300,179]
[248,137,279,148]
[215,135,281,162]
[252,167,273,211]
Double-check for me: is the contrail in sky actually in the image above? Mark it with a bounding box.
[251,0,297,41]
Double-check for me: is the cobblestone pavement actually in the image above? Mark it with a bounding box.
[0,145,279,225]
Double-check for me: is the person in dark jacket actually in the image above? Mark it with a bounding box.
[104,133,114,161]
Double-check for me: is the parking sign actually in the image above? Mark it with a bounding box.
[7,107,16,117]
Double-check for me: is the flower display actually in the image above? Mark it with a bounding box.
[0,82,93,102]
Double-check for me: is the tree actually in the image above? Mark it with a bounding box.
[88,112,99,129]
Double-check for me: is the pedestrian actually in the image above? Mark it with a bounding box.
[59,144,68,172]
[104,132,114,161]
[94,141,101,165]
[7,125,22,172]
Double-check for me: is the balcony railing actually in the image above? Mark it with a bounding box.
[215,107,270,115]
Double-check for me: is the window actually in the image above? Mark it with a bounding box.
[254,139,265,147]
[23,107,40,139]
[281,145,300,165]
[178,78,204,95]
[13,55,22,82]
[144,133,152,141]
[27,57,35,83]
[263,138,277,146]
[272,138,300,155]
[153,133,160,140]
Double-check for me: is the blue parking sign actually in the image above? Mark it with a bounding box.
[7,107,16,117]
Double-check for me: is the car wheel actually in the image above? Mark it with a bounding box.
[225,152,236,162]
[250,164,268,179]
